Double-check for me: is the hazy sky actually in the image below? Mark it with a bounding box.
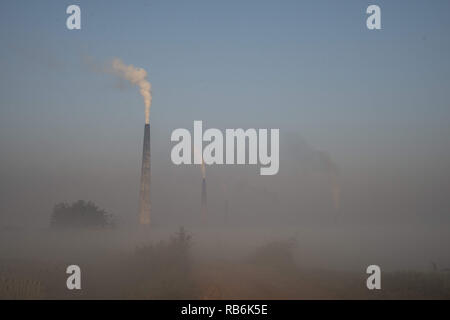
[1,1,450,227]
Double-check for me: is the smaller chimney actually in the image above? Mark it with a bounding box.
[201,177,207,218]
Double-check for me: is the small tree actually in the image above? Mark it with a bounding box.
[133,227,193,298]
[50,200,113,228]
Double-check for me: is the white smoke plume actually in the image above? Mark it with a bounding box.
[110,58,152,124]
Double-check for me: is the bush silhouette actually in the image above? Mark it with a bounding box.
[133,227,194,298]
[50,200,112,228]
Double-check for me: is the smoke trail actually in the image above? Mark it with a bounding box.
[193,146,206,179]
[285,134,341,212]
[330,173,340,210]
[194,146,207,218]
[110,58,152,124]
[201,158,206,179]
[317,151,340,210]
[201,159,207,219]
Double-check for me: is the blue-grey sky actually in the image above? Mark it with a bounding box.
[1,1,450,227]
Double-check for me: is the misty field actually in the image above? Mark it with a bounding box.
[0,226,450,299]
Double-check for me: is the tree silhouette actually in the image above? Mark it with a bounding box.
[50,200,112,228]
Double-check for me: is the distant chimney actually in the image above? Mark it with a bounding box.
[139,124,151,225]
[201,177,207,218]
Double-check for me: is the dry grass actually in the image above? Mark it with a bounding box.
[0,276,45,299]
[1,231,450,299]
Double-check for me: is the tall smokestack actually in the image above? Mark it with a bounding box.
[139,123,151,225]
[106,58,152,225]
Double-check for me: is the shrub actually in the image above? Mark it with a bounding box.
[50,200,113,228]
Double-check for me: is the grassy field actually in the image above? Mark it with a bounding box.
[1,228,449,299]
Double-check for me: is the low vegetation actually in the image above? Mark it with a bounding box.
[50,200,113,228]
